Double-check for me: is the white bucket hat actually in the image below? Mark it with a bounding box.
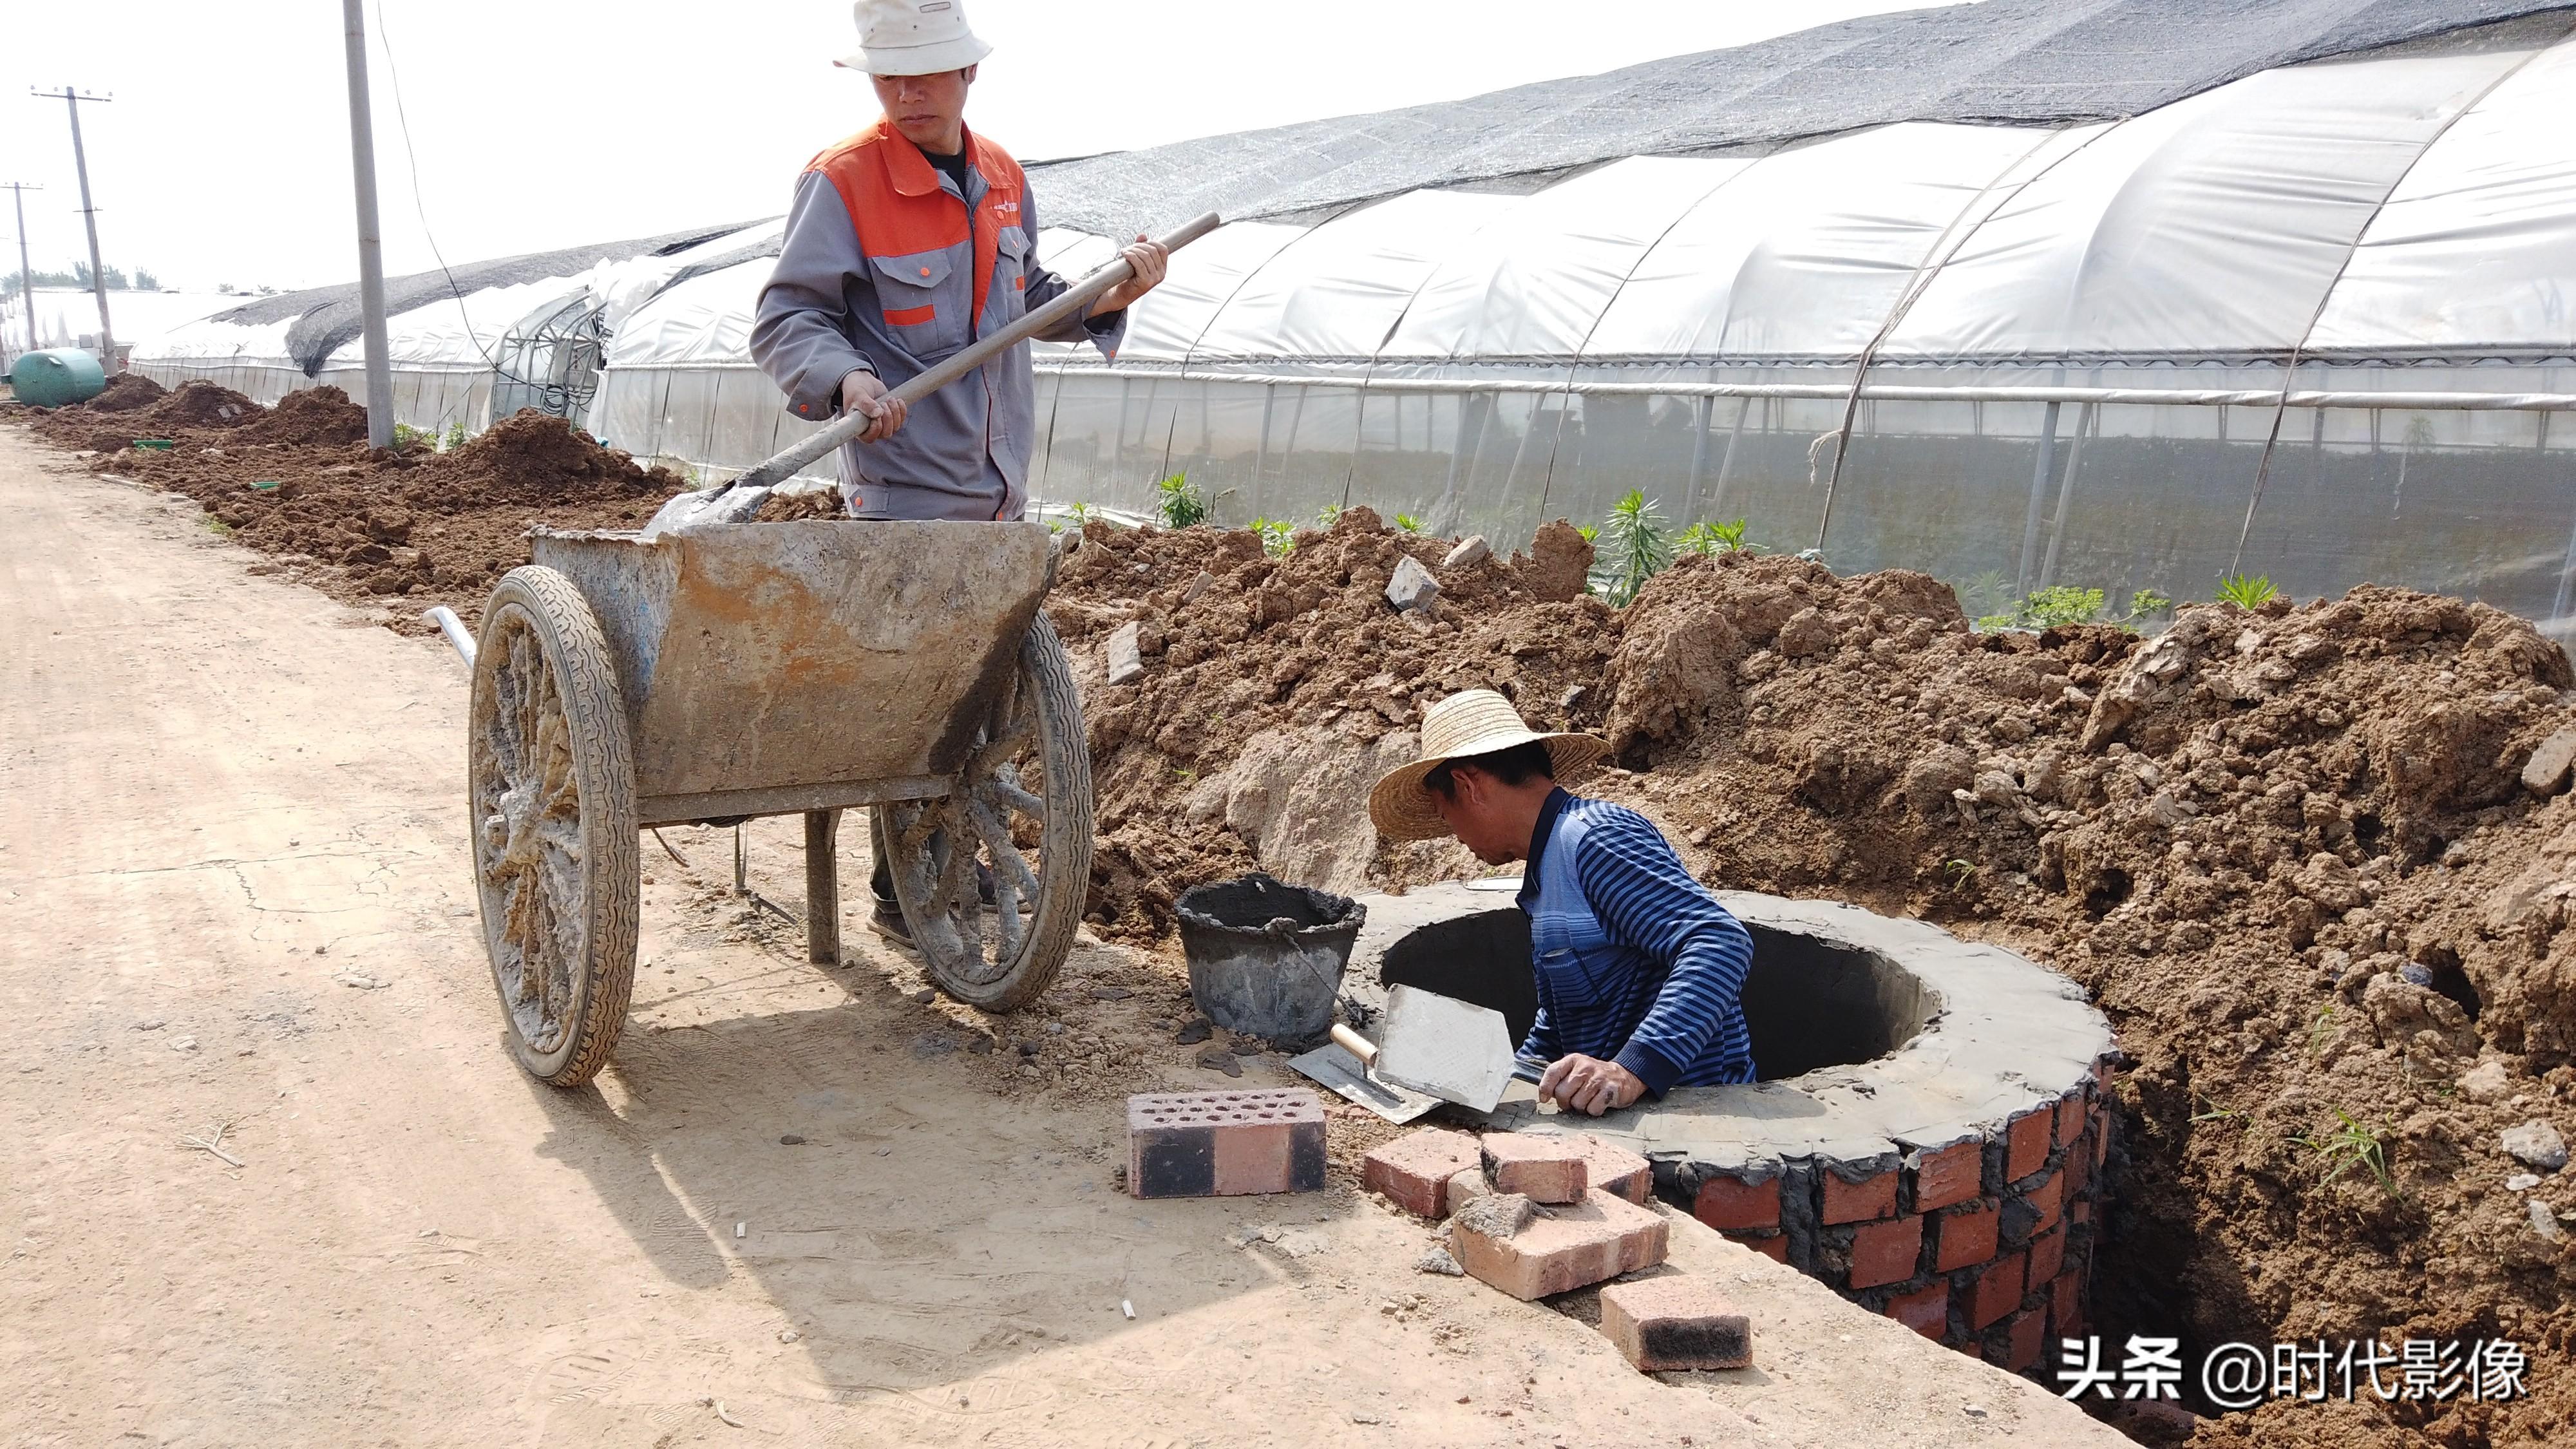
[1367,690,1607,842]
[838,0,992,76]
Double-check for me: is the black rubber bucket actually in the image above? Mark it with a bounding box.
[1175,873,1367,1048]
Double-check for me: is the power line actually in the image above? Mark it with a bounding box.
[372,0,498,372]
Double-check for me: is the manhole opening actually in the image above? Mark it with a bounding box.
[1376,910,1933,1081]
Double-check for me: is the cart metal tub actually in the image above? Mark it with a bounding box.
[463,519,1090,1084]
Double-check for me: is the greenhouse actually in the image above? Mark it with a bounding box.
[131,0,2576,629]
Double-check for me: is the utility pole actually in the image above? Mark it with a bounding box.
[3,183,39,363]
[31,88,114,372]
[339,0,395,450]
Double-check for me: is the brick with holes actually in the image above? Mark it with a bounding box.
[1126,1089,1325,1198]
[1599,1275,1753,1372]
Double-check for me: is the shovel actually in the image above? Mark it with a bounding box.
[1291,985,1519,1122]
[639,211,1224,539]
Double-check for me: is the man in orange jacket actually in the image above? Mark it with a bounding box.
[750,0,1168,524]
[751,1,1168,945]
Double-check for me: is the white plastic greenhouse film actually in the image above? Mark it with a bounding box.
[1188,190,1519,362]
[1381,157,1748,361]
[1883,31,2552,360]
[2307,26,2576,355]
[1589,124,2055,361]
[1112,220,1309,363]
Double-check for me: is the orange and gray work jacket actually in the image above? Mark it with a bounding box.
[748,120,1124,520]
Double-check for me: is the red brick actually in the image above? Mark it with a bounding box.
[2026,1226,2065,1287]
[2071,1198,2092,1227]
[1573,1135,1654,1204]
[1694,1174,1781,1233]
[1450,1189,1667,1300]
[1848,1213,1924,1290]
[1887,1282,1951,1340]
[1965,1249,2027,1331]
[2019,1168,2065,1237]
[2006,1108,2054,1182]
[2050,1267,2083,1340]
[1127,1089,1325,1198]
[2093,1055,2114,1091]
[2095,1111,2112,1168]
[1448,1168,1490,1215]
[1995,1307,2049,1372]
[1599,1275,1752,1372]
[1361,1128,1482,1218]
[1481,1133,1589,1204]
[1910,1140,1984,1213]
[1821,1166,1899,1224]
[2064,1132,2095,1197]
[1933,1199,2000,1272]
[2056,1093,2087,1149]
[1727,1231,1790,1264]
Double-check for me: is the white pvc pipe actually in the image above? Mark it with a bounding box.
[423,605,475,665]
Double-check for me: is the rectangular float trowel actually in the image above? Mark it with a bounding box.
[1289,985,1518,1124]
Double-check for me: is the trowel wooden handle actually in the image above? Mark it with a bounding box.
[1330,1024,1380,1070]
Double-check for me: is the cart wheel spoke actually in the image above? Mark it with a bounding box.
[468,569,638,1088]
[885,612,1091,1008]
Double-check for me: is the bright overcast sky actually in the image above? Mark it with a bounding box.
[2,1,1962,293]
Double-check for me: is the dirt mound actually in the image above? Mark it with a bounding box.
[84,372,167,413]
[1054,513,2576,1447]
[232,386,370,448]
[21,398,686,628]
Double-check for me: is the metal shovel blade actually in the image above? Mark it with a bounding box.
[1375,985,1517,1113]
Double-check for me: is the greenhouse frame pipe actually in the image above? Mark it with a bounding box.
[1027,369,2576,412]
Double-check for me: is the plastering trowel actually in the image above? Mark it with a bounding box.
[1290,985,1518,1123]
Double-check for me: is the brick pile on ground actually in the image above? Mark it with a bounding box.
[10,385,692,631]
[1365,1126,1750,1372]
[1054,511,2576,1446]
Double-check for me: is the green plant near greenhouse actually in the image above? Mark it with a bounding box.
[1600,489,1674,607]
[2218,573,2282,608]
[1393,513,1426,534]
[1975,585,2172,633]
[1249,516,1296,556]
[1155,471,1209,529]
[1679,518,1761,556]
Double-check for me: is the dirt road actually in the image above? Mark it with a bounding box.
[0,433,2123,1448]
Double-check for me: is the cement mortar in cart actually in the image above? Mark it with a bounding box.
[459,518,1092,1085]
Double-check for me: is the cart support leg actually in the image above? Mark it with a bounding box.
[804,809,842,964]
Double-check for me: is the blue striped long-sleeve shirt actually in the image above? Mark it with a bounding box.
[1516,789,1757,1092]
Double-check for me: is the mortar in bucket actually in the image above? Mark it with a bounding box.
[1176,873,1366,1049]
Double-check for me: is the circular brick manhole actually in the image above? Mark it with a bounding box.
[1338,882,2117,1378]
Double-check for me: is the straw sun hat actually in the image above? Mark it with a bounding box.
[1367,690,1608,842]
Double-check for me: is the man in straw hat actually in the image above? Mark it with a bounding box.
[753,0,1168,946]
[1369,691,1757,1114]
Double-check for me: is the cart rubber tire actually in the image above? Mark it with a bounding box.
[468,565,639,1086]
[882,611,1092,1012]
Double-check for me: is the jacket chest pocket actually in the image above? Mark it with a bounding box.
[994,225,1031,314]
[871,248,965,357]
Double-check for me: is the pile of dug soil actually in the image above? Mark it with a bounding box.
[13,386,687,627]
[1052,511,2576,1448]
[84,372,169,413]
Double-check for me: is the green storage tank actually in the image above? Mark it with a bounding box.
[7,348,109,408]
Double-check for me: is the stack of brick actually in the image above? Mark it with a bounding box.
[1683,1059,2117,1376]
[1365,1128,1752,1372]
